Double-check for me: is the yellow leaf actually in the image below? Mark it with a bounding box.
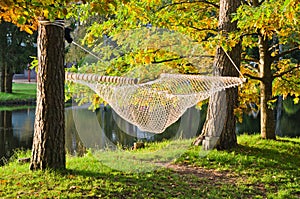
[144,55,151,64]
[43,9,49,18]
[22,26,33,34]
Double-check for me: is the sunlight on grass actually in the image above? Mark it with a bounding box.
[94,139,193,172]
[0,83,36,102]
[0,135,299,198]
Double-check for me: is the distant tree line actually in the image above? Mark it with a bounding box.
[0,22,36,93]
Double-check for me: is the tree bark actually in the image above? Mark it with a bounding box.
[195,0,241,150]
[30,21,66,170]
[258,35,276,139]
[0,51,5,93]
[275,95,282,136]
[4,65,13,93]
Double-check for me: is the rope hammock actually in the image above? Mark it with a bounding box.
[66,72,246,133]
[38,20,246,134]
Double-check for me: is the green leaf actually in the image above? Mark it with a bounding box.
[17,16,26,25]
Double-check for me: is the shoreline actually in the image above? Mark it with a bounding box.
[0,98,36,106]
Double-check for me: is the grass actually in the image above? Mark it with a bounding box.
[0,83,36,102]
[0,105,36,111]
[94,139,193,172]
[177,134,300,198]
[0,134,299,198]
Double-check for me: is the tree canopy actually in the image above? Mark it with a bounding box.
[236,0,300,110]
[0,0,118,33]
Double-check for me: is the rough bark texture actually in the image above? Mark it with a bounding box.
[196,0,241,150]
[258,36,276,139]
[30,22,66,170]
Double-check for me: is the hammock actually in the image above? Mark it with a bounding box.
[66,72,246,133]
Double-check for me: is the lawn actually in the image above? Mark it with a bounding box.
[0,83,36,102]
[0,134,299,198]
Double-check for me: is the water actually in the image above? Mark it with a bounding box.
[0,104,204,165]
[0,109,34,165]
[236,98,300,137]
[1,101,299,165]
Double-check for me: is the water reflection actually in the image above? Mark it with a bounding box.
[0,105,204,165]
[67,104,203,150]
[236,97,300,137]
[1,101,299,165]
[0,109,34,166]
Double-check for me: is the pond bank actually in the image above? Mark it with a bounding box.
[0,98,36,106]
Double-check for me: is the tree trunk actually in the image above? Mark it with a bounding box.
[4,65,13,93]
[0,70,4,92]
[0,52,5,92]
[195,0,241,150]
[275,95,282,136]
[258,35,276,139]
[30,20,66,170]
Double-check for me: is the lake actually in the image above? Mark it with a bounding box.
[0,104,204,165]
[1,100,299,165]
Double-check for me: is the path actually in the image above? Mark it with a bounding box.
[159,162,267,197]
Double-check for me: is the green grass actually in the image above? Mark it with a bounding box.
[94,139,193,172]
[177,134,300,198]
[0,134,299,198]
[0,83,36,102]
[0,105,36,111]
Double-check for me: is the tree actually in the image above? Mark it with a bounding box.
[235,0,300,139]
[1,1,75,170]
[30,20,66,170]
[200,0,241,150]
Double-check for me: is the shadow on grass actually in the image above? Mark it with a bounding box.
[60,165,252,198]
[233,144,299,171]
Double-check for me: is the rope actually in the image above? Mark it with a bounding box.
[38,19,65,29]
[66,72,139,85]
[221,46,245,78]
[71,41,103,61]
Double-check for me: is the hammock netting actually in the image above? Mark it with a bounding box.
[66,72,246,133]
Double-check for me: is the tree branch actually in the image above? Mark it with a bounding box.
[156,0,219,12]
[153,57,182,64]
[242,58,259,63]
[273,64,300,78]
[274,47,300,60]
[187,25,218,33]
[244,73,262,81]
[241,32,259,38]
[153,55,214,64]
